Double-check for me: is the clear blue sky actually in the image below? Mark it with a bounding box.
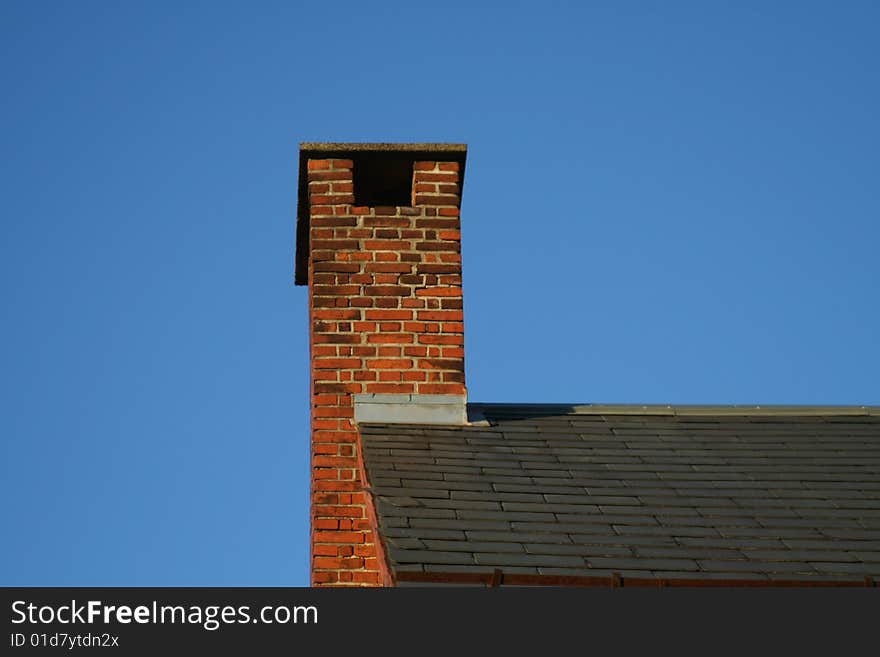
[2,1,878,586]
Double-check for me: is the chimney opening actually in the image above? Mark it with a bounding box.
[353,153,413,207]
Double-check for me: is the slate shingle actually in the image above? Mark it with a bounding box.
[360,405,880,584]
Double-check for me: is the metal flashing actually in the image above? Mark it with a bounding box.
[353,393,468,426]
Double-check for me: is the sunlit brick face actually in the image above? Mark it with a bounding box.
[304,149,466,586]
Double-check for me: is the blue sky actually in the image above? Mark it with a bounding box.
[2,1,878,586]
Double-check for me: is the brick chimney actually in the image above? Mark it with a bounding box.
[294,143,468,586]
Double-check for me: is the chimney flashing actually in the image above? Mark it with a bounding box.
[353,393,468,426]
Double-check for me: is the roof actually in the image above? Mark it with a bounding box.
[360,404,880,586]
[293,142,467,285]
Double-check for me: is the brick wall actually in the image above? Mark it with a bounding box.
[306,155,466,586]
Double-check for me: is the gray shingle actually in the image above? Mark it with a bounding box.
[422,540,524,553]
[525,543,633,558]
[473,553,586,568]
[465,530,572,544]
[388,549,475,566]
[587,557,700,571]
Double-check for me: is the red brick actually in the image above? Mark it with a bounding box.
[364,240,411,251]
[365,383,414,394]
[312,406,354,417]
[418,334,464,345]
[364,285,410,297]
[313,518,339,531]
[311,218,358,228]
[366,359,412,369]
[312,530,367,544]
[417,310,462,321]
[313,572,338,584]
[311,195,354,205]
[416,218,458,228]
[413,172,458,183]
[312,544,338,557]
[312,430,357,443]
[312,239,359,250]
[373,274,400,284]
[415,287,461,297]
[366,333,413,344]
[313,455,359,468]
[416,241,457,252]
[308,170,351,182]
[417,358,463,371]
[363,216,409,227]
[313,333,361,344]
[314,505,364,517]
[313,480,362,492]
[414,195,458,206]
[312,262,360,273]
[364,263,412,273]
[313,468,340,480]
[312,357,361,370]
[364,309,412,320]
[418,383,465,394]
[313,557,364,570]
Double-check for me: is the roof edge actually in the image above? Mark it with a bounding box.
[467,403,880,417]
[395,571,877,588]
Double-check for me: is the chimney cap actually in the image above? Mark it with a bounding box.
[294,142,467,285]
[299,142,467,154]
